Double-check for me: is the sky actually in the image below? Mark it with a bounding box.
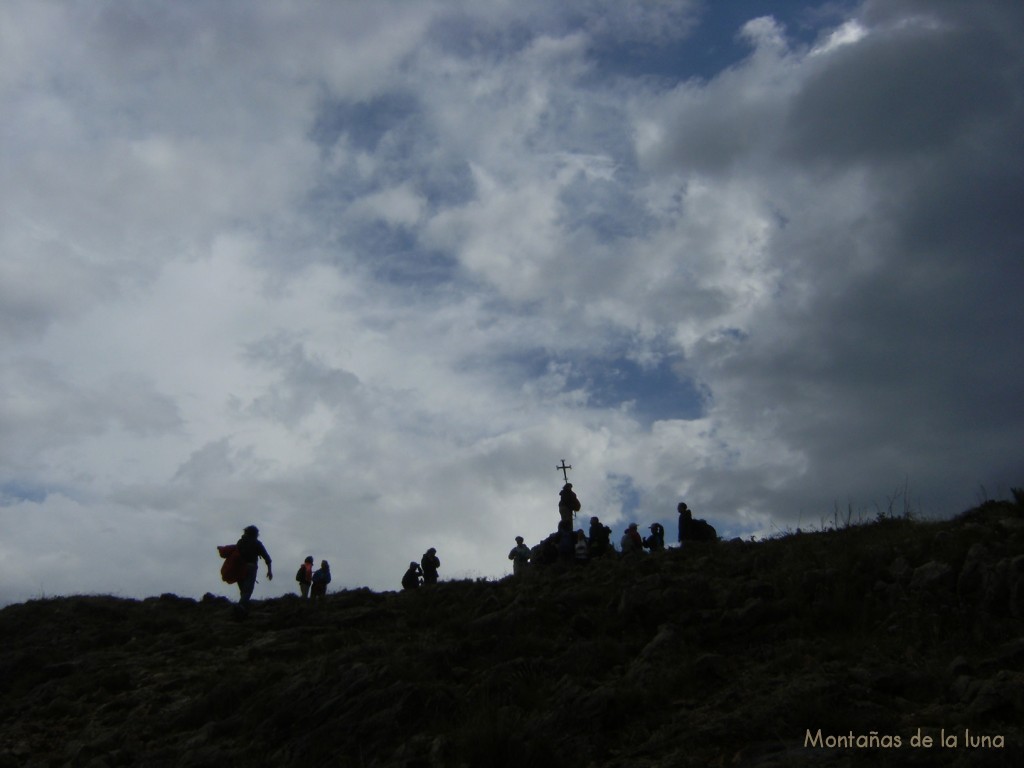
[2,0,1022,606]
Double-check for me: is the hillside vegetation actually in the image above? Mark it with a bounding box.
[2,498,1023,767]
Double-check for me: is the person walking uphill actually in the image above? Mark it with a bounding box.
[421,548,440,585]
[295,556,314,598]
[236,525,272,614]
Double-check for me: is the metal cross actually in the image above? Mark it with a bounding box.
[556,459,572,484]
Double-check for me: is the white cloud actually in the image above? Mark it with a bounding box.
[740,16,789,53]
[811,20,868,55]
[345,183,427,228]
[1,0,1021,606]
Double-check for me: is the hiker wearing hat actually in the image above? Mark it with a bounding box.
[620,523,643,556]
[644,522,666,552]
[558,483,581,526]
[508,536,532,576]
[236,525,273,612]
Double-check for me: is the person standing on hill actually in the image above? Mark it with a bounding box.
[678,502,718,543]
[559,483,581,526]
[295,556,314,598]
[620,523,643,555]
[311,560,331,602]
[508,536,532,576]
[421,548,440,585]
[588,516,612,557]
[644,522,666,552]
[677,503,690,544]
[236,525,273,613]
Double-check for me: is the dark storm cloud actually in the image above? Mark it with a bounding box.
[783,9,1019,165]
[633,0,1024,524]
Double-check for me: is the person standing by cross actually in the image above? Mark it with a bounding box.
[557,460,581,526]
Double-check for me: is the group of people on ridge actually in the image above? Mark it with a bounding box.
[402,547,441,590]
[506,487,718,574]
[218,526,333,615]
[295,555,332,600]
[221,489,717,608]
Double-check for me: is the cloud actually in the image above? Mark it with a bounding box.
[628,0,1024,521]
[1,0,1021,606]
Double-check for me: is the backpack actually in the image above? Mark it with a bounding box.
[217,545,246,584]
[295,565,308,584]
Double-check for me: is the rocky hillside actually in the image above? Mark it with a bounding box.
[2,498,1023,768]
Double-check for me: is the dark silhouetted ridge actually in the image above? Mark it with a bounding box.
[2,497,1023,767]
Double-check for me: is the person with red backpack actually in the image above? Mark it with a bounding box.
[236,525,272,613]
[295,556,314,598]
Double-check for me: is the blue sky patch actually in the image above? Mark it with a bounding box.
[589,0,857,83]
[0,482,49,506]
[502,348,706,424]
[572,356,706,423]
[311,92,421,153]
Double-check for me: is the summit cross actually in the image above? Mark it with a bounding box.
[556,459,572,484]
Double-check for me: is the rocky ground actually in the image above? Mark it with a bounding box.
[2,498,1023,768]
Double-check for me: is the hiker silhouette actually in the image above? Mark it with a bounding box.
[559,483,581,525]
[421,548,440,585]
[588,516,612,557]
[295,555,314,598]
[508,536,532,576]
[644,522,666,552]
[620,523,643,556]
[311,560,331,601]
[235,525,272,614]
[678,503,717,543]
[402,562,422,590]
